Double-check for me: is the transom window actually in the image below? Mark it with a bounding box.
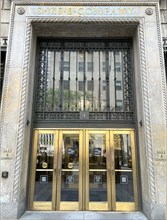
[35,39,134,121]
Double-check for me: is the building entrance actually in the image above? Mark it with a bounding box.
[29,129,138,211]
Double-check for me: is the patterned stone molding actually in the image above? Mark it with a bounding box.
[155,4,167,125]
[138,20,156,203]
[14,2,157,6]
[12,20,32,201]
[0,4,16,153]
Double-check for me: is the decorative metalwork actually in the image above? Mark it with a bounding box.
[35,39,134,121]
[163,38,167,81]
[0,52,6,103]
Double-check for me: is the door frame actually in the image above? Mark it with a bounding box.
[29,128,138,211]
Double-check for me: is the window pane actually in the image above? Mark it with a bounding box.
[114,134,134,202]
[36,40,133,120]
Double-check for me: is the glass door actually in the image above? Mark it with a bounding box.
[85,130,110,210]
[57,130,83,210]
[85,129,138,211]
[29,129,138,211]
[110,130,138,211]
[29,130,58,210]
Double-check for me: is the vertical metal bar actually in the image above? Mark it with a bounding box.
[76,51,78,111]
[79,130,83,210]
[98,51,101,111]
[52,51,56,111]
[127,48,132,112]
[130,130,139,210]
[52,131,57,210]
[85,130,89,210]
[43,47,48,118]
[91,52,94,111]
[110,131,116,210]
[122,49,126,112]
[56,130,63,210]
[106,48,110,112]
[114,50,117,110]
[106,131,111,210]
[68,51,71,111]
[60,43,64,111]
[83,51,86,111]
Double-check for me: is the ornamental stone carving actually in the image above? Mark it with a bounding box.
[17,7,25,15]
[145,8,153,15]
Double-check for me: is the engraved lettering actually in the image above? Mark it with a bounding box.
[78,8,84,15]
[85,8,93,15]
[58,7,63,15]
[66,7,72,15]
[105,8,110,15]
[129,7,134,15]
[111,9,117,15]
[120,8,126,15]
[157,150,166,154]
[30,6,136,16]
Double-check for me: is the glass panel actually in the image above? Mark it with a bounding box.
[33,133,54,201]
[34,171,53,201]
[61,134,79,202]
[36,41,133,121]
[45,51,61,112]
[115,171,134,202]
[89,171,107,201]
[89,134,107,202]
[70,52,78,111]
[63,51,70,111]
[78,52,84,111]
[61,171,79,201]
[85,52,93,111]
[114,134,134,202]
[109,51,124,112]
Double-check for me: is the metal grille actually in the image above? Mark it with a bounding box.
[163,38,167,82]
[35,39,134,121]
[0,51,6,103]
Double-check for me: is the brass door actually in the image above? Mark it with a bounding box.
[29,129,138,211]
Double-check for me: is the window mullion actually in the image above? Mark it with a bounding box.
[60,45,64,111]
[106,49,110,112]
[84,51,86,111]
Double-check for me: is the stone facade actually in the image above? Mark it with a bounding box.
[0,0,167,220]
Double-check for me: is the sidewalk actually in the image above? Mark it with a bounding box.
[19,211,148,220]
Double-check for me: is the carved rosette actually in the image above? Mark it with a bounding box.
[145,8,153,15]
[17,7,25,15]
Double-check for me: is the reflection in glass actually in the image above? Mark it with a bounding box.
[34,171,53,201]
[114,134,134,202]
[114,134,132,169]
[115,171,134,202]
[61,134,79,202]
[61,171,79,202]
[89,134,107,202]
[33,133,54,202]
[89,171,107,202]
[36,134,54,169]
[37,41,132,114]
